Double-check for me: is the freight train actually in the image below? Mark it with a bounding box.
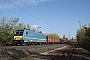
[13,29,64,45]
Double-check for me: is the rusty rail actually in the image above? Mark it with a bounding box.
[50,46,74,60]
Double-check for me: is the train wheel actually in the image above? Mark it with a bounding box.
[39,43,42,45]
[22,43,27,46]
[32,43,35,45]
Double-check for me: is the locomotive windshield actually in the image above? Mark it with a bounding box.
[14,30,24,36]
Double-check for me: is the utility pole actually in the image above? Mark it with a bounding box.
[79,21,81,28]
[69,32,70,40]
[79,21,83,44]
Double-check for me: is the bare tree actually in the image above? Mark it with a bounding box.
[17,22,26,30]
[9,18,19,29]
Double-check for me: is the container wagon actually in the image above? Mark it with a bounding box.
[46,36,61,44]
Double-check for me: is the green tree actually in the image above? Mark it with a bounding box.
[63,35,66,39]
[76,23,90,47]
[47,33,60,39]
[62,35,68,40]
[76,28,85,45]
[0,17,19,45]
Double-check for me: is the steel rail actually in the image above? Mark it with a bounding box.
[49,47,74,60]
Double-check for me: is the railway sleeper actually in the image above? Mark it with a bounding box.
[49,47,74,60]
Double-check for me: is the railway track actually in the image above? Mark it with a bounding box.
[49,46,74,60]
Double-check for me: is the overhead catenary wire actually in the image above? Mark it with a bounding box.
[18,0,61,33]
[0,3,39,27]
[19,0,40,17]
[0,3,27,23]
[4,0,53,31]
[3,0,61,35]
[4,0,41,22]
[0,0,49,32]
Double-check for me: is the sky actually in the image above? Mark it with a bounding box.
[0,0,90,39]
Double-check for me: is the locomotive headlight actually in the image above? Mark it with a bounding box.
[14,36,23,40]
[30,40,33,42]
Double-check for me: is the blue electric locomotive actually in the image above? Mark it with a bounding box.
[13,29,47,45]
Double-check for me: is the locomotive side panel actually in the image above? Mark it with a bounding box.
[23,30,47,44]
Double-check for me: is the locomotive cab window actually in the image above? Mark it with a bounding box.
[15,30,24,36]
[26,32,28,34]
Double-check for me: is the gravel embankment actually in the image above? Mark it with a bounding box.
[0,44,68,60]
